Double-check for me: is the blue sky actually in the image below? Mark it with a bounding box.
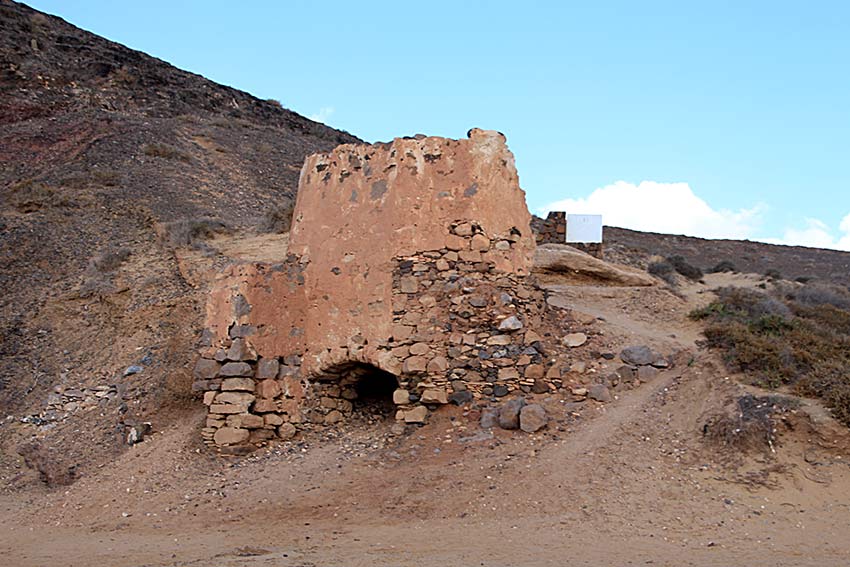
[28,0,850,249]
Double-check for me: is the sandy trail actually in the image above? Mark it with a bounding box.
[3,277,849,567]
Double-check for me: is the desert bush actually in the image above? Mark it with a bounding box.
[710,260,737,273]
[266,98,283,108]
[793,283,850,310]
[647,260,677,286]
[89,247,131,273]
[258,197,295,234]
[161,217,230,248]
[9,179,55,212]
[62,170,121,188]
[666,255,703,281]
[691,287,791,322]
[143,143,190,162]
[692,285,850,426]
[764,268,783,281]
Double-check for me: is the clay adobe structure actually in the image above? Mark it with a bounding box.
[194,129,577,450]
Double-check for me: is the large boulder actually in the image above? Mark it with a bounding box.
[533,244,655,286]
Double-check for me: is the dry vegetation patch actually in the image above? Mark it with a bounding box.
[691,284,850,426]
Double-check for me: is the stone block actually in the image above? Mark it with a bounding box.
[403,356,427,373]
[220,377,255,392]
[256,379,281,399]
[226,338,257,362]
[525,364,544,379]
[264,414,284,426]
[420,388,448,404]
[209,404,246,414]
[498,367,520,380]
[404,405,428,424]
[253,399,278,413]
[256,358,280,380]
[427,356,449,373]
[393,389,411,405]
[214,391,255,405]
[213,427,250,446]
[193,358,221,380]
[409,342,430,356]
[470,233,490,251]
[277,423,297,440]
[219,362,253,377]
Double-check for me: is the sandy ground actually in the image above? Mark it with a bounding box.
[2,274,849,567]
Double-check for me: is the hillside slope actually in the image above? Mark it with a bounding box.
[0,0,358,479]
[605,226,850,286]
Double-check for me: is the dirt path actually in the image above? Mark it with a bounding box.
[2,278,849,566]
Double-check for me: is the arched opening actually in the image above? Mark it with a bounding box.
[316,362,400,420]
[351,365,399,411]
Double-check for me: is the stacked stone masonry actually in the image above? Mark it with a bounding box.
[195,129,585,451]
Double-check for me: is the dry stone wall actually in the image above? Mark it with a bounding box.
[195,130,583,452]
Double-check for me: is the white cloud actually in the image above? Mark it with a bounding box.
[763,214,850,251]
[541,180,764,240]
[309,106,335,124]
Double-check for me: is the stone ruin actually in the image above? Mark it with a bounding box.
[532,211,604,259]
[193,129,584,451]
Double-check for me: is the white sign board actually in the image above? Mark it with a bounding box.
[566,214,603,243]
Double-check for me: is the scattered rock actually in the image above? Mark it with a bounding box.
[125,422,151,445]
[448,391,474,405]
[498,316,524,331]
[588,384,612,402]
[480,407,500,428]
[562,332,588,347]
[493,384,509,397]
[637,365,659,382]
[123,365,143,377]
[519,404,547,432]
[498,397,526,429]
[620,345,655,366]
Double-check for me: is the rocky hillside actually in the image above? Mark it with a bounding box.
[0,0,358,481]
[604,226,850,286]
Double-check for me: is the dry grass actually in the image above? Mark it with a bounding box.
[691,285,850,426]
[143,142,190,162]
[667,254,703,281]
[258,196,295,234]
[703,394,799,454]
[161,217,231,248]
